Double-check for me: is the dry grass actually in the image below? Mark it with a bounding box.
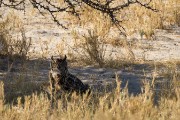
[73,29,107,67]
[69,0,180,39]
[0,60,180,119]
[122,0,180,38]
[0,69,180,120]
[0,11,31,60]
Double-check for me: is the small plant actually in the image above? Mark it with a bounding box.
[0,19,10,57]
[0,12,31,61]
[7,29,31,60]
[81,30,106,67]
[0,81,4,112]
[73,29,107,67]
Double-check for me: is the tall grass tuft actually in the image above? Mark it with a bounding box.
[0,81,4,113]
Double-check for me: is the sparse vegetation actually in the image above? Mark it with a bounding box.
[73,29,107,67]
[0,0,180,120]
[0,12,31,60]
[122,0,180,38]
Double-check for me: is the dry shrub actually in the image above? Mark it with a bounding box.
[0,81,4,113]
[72,29,136,67]
[71,5,136,67]
[74,30,106,67]
[0,11,31,60]
[72,8,112,67]
[69,0,180,40]
[0,17,11,56]
[122,0,180,39]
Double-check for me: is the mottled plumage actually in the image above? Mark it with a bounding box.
[49,55,90,96]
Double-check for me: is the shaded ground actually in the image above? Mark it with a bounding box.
[1,57,176,103]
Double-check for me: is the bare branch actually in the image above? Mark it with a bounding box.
[136,0,158,12]
[0,0,158,31]
[50,12,68,29]
[2,0,25,10]
[30,0,69,12]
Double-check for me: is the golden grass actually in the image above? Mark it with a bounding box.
[121,0,180,38]
[0,67,180,120]
[0,84,179,120]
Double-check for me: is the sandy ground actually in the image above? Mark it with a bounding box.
[24,21,180,61]
[27,24,180,61]
[0,5,177,61]
[1,6,180,61]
